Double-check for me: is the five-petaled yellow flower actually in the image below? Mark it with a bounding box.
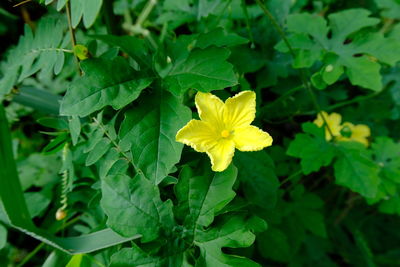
[314,111,370,146]
[176,91,273,172]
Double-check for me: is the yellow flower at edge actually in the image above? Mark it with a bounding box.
[313,111,342,141]
[337,122,371,146]
[176,91,273,172]
[313,111,371,146]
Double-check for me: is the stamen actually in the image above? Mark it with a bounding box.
[221,130,230,138]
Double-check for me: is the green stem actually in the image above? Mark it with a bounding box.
[280,170,302,187]
[66,0,81,75]
[17,215,83,267]
[135,0,157,26]
[241,0,255,47]
[255,0,335,138]
[16,243,45,267]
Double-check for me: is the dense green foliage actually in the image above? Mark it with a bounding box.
[1,0,400,266]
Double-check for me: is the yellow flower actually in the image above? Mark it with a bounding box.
[313,111,371,146]
[337,122,370,146]
[176,91,273,172]
[313,111,342,141]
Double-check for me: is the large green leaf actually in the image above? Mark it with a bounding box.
[287,123,336,174]
[109,243,188,267]
[60,57,153,117]
[194,215,261,267]
[277,9,400,91]
[101,173,175,242]
[165,47,238,95]
[334,142,380,198]
[175,164,238,228]
[234,151,279,209]
[0,105,138,254]
[119,90,191,184]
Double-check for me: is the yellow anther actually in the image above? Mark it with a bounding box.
[221,130,230,138]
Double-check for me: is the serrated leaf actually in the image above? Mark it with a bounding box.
[101,173,174,242]
[334,142,380,198]
[195,28,249,49]
[175,164,237,228]
[234,151,279,209]
[279,9,400,91]
[165,47,237,95]
[109,243,188,267]
[195,215,260,267]
[287,123,336,174]
[60,57,153,117]
[119,90,191,184]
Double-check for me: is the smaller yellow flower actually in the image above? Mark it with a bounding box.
[176,91,273,172]
[337,122,370,146]
[313,111,342,141]
[313,111,371,146]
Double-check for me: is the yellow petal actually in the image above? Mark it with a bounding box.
[233,125,273,151]
[195,92,224,128]
[351,124,370,146]
[313,111,342,140]
[206,139,236,172]
[176,120,217,152]
[224,91,256,129]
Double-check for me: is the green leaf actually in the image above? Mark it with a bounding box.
[70,0,102,28]
[92,35,150,68]
[119,90,191,184]
[234,151,279,209]
[0,224,6,250]
[334,142,380,198]
[175,164,237,228]
[195,28,249,49]
[257,227,291,262]
[69,116,81,146]
[109,243,187,267]
[165,47,237,95]
[0,105,139,254]
[279,9,400,91]
[375,0,400,19]
[195,215,260,267]
[287,123,336,174]
[101,173,174,242]
[0,17,67,99]
[66,254,83,267]
[60,57,153,117]
[25,191,51,218]
[85,138,111,166]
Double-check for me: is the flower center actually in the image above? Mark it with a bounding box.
[221,130,230,138]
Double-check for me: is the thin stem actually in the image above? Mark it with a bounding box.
[16,243,45,267]
[17,215,83,267]
[135,0,157,26]
[123,0,158,48]
[280,170,302,187]
[66,0,81,74]
[241,0,255,47]
[255,0,335,138]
